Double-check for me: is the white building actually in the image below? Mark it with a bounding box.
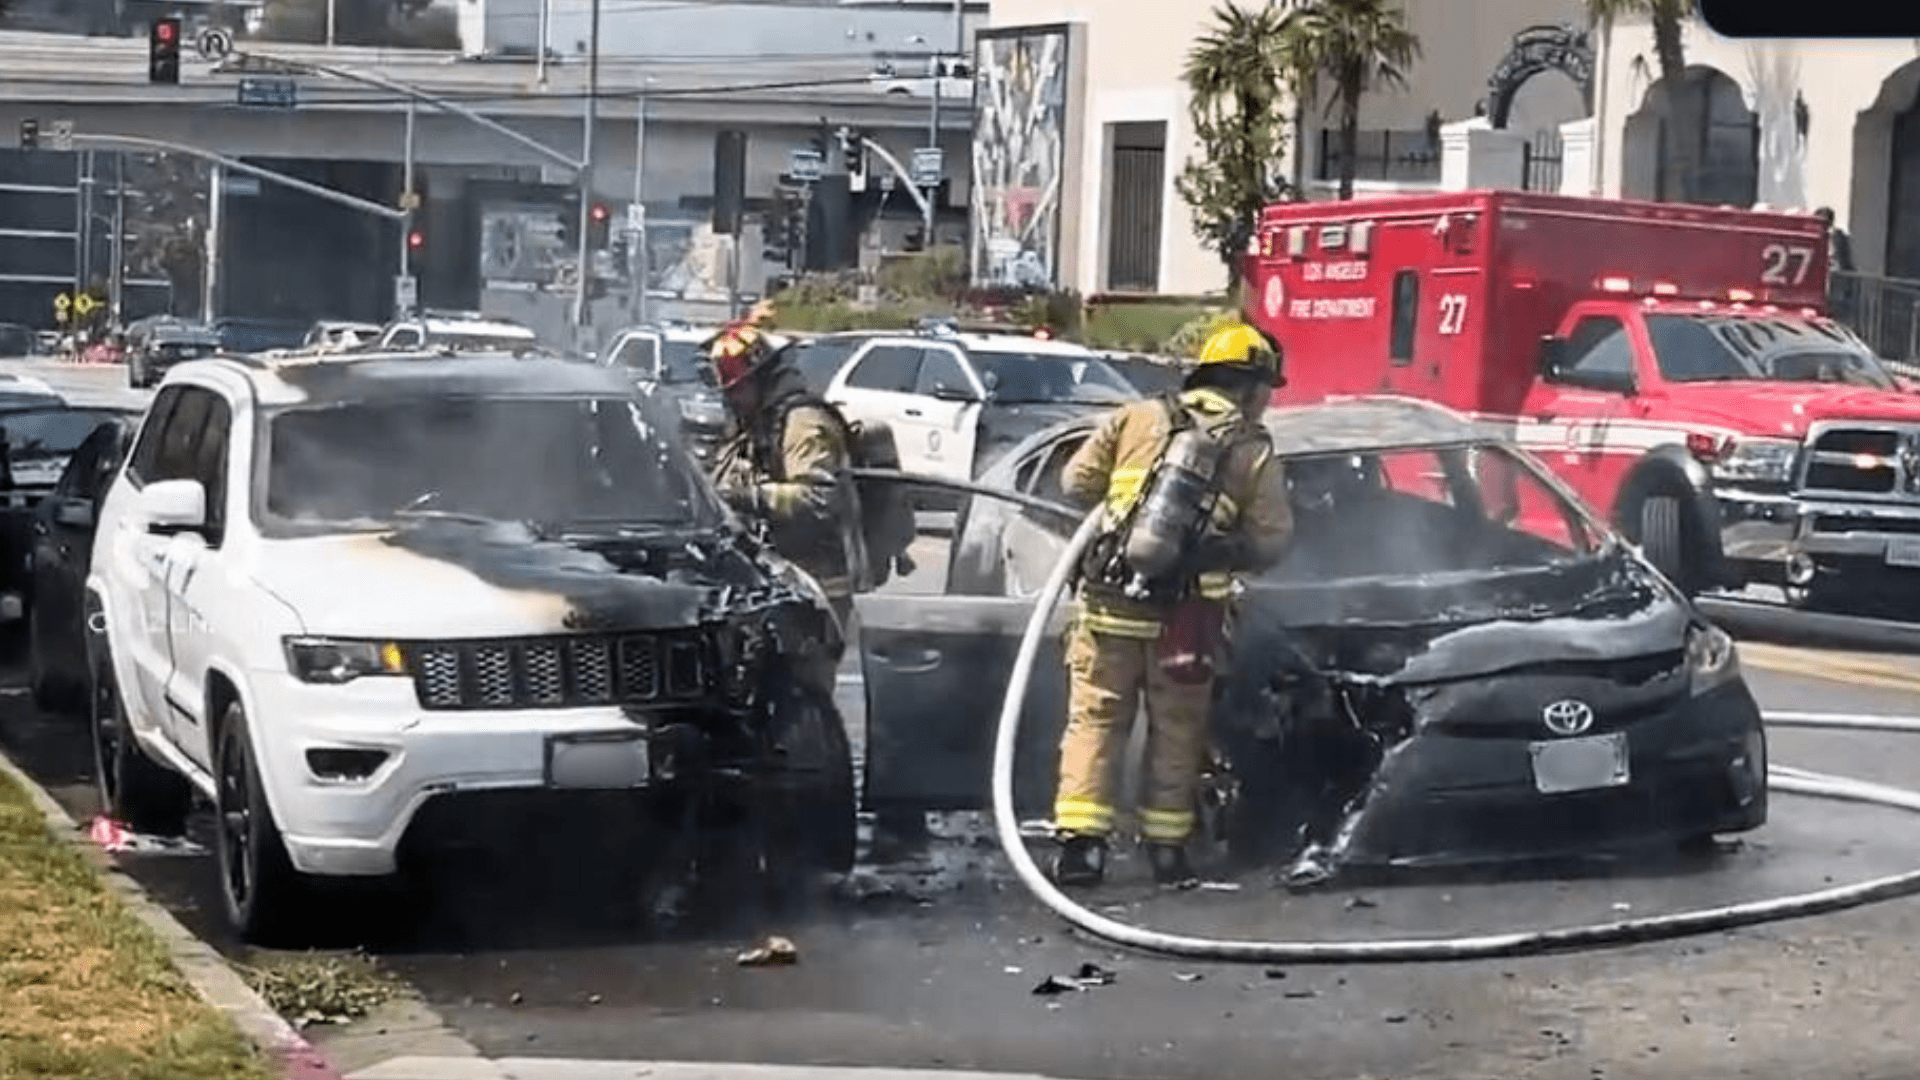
[971,0,1592,297]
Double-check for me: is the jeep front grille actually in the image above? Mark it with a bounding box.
[1800,424,1920,498]
[407,633,708,711]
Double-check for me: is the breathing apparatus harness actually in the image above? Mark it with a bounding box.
[1085,392,1241,603]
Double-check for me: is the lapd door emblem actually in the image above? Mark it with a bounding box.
[1541,698,1595,736]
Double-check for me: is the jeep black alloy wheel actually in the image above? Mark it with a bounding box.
[214,702,308,943]
[90,658,190,836]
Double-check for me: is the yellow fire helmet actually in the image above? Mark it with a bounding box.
[1195,323,1284,384]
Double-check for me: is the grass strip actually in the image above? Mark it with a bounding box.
[0,769,271,1080]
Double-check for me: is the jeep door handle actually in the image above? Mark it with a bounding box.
[903,408,923,418]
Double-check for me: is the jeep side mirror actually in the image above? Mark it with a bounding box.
[930,384,979,403]
[137,478,207,535]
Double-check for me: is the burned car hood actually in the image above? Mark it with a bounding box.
[253,520,780,638]
[1243,551,1690,685]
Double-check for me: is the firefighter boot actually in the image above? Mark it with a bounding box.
[1147,842,1200,889]
[1052,834,1109,886]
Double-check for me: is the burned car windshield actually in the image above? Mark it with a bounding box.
[975,350,1138,405]
[260,395,716,532]
[1649,314,1895,389]
[1270,443,1603,588]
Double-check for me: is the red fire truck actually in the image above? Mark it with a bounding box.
[1242,189,1920,606]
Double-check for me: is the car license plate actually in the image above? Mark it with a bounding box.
[545,731,650,789]
[1887,538,1920,568]
[1529,732,1629,795]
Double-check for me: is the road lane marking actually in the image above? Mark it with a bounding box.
[347,1056,1075,1080]
[1738,642,1920,695]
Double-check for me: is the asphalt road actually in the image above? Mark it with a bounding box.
[15,358,1920,1079]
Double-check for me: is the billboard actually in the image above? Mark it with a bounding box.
[971,24,1070,290]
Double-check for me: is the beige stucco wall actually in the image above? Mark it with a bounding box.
[1593,18,1920,275]
[988,0,1595,297]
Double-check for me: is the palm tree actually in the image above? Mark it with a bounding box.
[1587,0,1698,202]
[1176,1,1297,285]
[1279,0,1420,201]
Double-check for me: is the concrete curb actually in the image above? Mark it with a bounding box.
[0,747,346,1080]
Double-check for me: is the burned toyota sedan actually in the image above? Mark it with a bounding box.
[855,397,1766,877]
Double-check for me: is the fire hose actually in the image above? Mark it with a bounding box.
[841,467,1920,960]
[982,505,1920,963]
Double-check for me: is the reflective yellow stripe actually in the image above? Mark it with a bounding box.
[1196,572,1233,600]
[1054,799,1114,835]
[1081,609,1162,638]
[1140,807,1195,842]
[1181,388,1236,415]
[763,483,805,515]
[1105,466,1149,515]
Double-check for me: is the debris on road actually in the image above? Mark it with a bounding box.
[1197,881,1242,892]
[1032,963,1117,995]
[86,815,206,856]
[736,935,799,967]
[1345,895,1379,910]
[1175,972,1204,983]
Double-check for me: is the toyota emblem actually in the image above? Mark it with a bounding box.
[1541,699,1595,737]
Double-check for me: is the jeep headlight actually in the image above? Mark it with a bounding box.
[284,636,407,685]
[1686,623,1738,696]
[1709,437,1798,484]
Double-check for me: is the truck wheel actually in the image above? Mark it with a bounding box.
[90,659,191,836]
[1639,496,1695,594]
[213,702,314,945]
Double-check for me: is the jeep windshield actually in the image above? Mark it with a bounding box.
[1259,443,1635,626]
[1649,313,1897,389]
[973,349,1139,405]
[258,395,720,534]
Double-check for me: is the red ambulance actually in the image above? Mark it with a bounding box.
[1241,189,1920,606]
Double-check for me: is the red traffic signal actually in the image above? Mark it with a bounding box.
[148,17,181,84]
[406,230,426,251]
[154,18,176,41]
[590,202,609,222]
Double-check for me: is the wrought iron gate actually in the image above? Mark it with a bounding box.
[1523,129,1564,193]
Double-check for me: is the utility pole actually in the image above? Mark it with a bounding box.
[203,162,223,323]
[536,0,550,85]
[74,152,94,299]
[399,99,417,316]
[571,0,602,340]
[110,152,126,325]
[630,81,649,325]
[326,0,336,46]
[953,0,964,54]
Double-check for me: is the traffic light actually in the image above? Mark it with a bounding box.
[18,119,36,151]
[588,202,610,249]
[556,208,575,249]
[406,229,426,252]
[762,192,796,265]
[839,128,861,175]
[149,18,181,85]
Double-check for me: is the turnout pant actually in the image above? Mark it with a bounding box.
[1053,619,1215,845]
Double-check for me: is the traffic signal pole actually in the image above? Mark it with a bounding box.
[570,0,602,340]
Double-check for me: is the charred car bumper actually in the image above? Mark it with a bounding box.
[1335,681,1767,867]
[248,673,764,877]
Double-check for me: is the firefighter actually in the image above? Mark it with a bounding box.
[705,300,860,637]
[1051,323,1294,888]
[704,303,934,859]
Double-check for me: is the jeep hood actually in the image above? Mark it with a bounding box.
[251,525,709,638]
[1663,382,1920,439]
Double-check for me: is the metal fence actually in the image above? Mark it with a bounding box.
[1315,129,1442,185]
[1522,130,1564,193]
[1831,271,1920,364]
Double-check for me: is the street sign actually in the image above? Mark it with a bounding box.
[394,275,417,312]
[910,147,943,188]
[625,203,646,233]
[48,120,73,152]
[237,77,297,109]
[73,294,98,317]
[398,189,421,212]
[52,293,69,321]
[788,148,824,183]
[195,27,232,61]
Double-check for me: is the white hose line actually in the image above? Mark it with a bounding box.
[989,507,1920,964]
[1764,711,1920,733]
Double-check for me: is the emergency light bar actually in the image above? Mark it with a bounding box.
[1599,277,1632,293]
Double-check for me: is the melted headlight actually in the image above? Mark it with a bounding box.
[1686,623,1738,696]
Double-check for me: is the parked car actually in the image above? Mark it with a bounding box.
[857,397,1768,877]
[213,317,310,354]
[127,318,222,388]
[303,320,383,354]
[780,331,893,396]
[601,323,734,461]
[0,373,62,411]
[85,352,854,942]
[0,322,38,358]
[0,405,132,635]
[869,55,973,100]
[1097,350,1186,396]
[822,327,1140,487]
[378,311,544,353]
[26,411,139,712]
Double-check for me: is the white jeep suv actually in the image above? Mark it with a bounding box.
[86,352,854,943]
